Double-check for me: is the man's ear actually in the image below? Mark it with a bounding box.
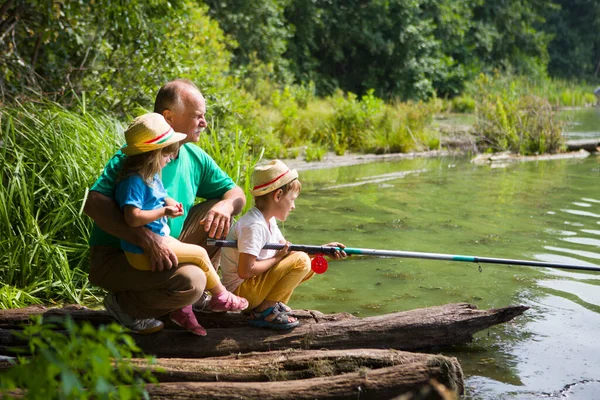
[162,109,173,124]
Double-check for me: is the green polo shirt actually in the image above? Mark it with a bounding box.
[88,143,236,247]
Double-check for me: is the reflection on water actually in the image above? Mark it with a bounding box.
[561,108,600,140]
[286,154,600,399]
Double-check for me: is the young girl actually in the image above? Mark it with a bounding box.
[220,159,345,330]
[115,112,248,336]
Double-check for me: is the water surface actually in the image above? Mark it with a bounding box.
[562,108,600,140]
[283,155,600,399]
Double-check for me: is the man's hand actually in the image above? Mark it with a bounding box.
[144,233,178,272]
[200,200,234,238]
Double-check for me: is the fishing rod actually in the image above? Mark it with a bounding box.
[207,239,600,274]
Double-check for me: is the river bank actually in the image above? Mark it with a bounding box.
[283,139,598,172]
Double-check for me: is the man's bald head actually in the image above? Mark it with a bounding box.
[154,79,202,114]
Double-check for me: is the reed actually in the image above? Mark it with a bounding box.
[467,73,597,108]
[199,121,262,211]
[474,75,565,154]
[0,100,122,307]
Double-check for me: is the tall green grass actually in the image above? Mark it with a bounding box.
[199,121,262,211]
[0,100,123,307]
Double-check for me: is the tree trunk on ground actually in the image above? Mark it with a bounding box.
[144,362,459,400]
[133,303,527,357]
[128,349,463,391]
[0,303,527,357]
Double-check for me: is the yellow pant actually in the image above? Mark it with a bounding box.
[234,251,314,310]
[125,236,220,291]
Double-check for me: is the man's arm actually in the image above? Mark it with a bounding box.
[84,191,178,271]
[200,186,246,239]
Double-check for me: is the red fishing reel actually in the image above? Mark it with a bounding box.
[311,253,328,274]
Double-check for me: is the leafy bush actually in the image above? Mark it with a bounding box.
[0,316,156,399]
[451,95,476,113]
[474,76,565,154]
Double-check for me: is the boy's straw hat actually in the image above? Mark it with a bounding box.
[122,113,187,156]
[251,159,298,196]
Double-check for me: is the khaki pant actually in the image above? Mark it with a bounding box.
[234,251,314,311]
[125,236,221,291]
[89,199,222,319]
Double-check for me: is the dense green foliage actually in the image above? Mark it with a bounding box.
[203,0,293,84]
[0,316,155,399]
[474,75,565,155]
[0,0,256,133]
[543,0,600,79]
[3,0,596,103]
[207,0,593,99]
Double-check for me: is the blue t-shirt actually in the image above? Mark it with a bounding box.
[88,143,236,247]
[114,174,170,254]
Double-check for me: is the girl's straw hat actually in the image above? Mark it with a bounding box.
[251,159,298,196]
[122,113,187,156]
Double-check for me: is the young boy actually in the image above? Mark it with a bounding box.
[220,159,345,329]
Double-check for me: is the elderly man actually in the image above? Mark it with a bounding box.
[84,79,246,334]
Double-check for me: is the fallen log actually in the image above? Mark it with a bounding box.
[0,349,463,394]
[137,303,527,358]
[0,305,352,329]
[144,362,459,400]
[129,349,463,389]
[0,303,527,358]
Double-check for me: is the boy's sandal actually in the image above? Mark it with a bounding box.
[249,306,299,330]
[274,302,293,313]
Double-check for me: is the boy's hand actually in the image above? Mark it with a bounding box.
[164,205,184,218]
[321,242,347,259]
[275,241,292,259]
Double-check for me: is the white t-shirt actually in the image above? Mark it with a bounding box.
[221,206,285,292]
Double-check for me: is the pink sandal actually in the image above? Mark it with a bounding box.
[170,305,207,336]
[208,291,249,312]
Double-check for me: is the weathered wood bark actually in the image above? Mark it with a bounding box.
[0,305,352,329]
[144,362,459,400]
[0,303,527,358]
[138,303,527,358]
[128,349,462,390]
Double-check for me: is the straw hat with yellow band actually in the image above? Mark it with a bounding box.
[122,112,187,156]
[251,159,298,196]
